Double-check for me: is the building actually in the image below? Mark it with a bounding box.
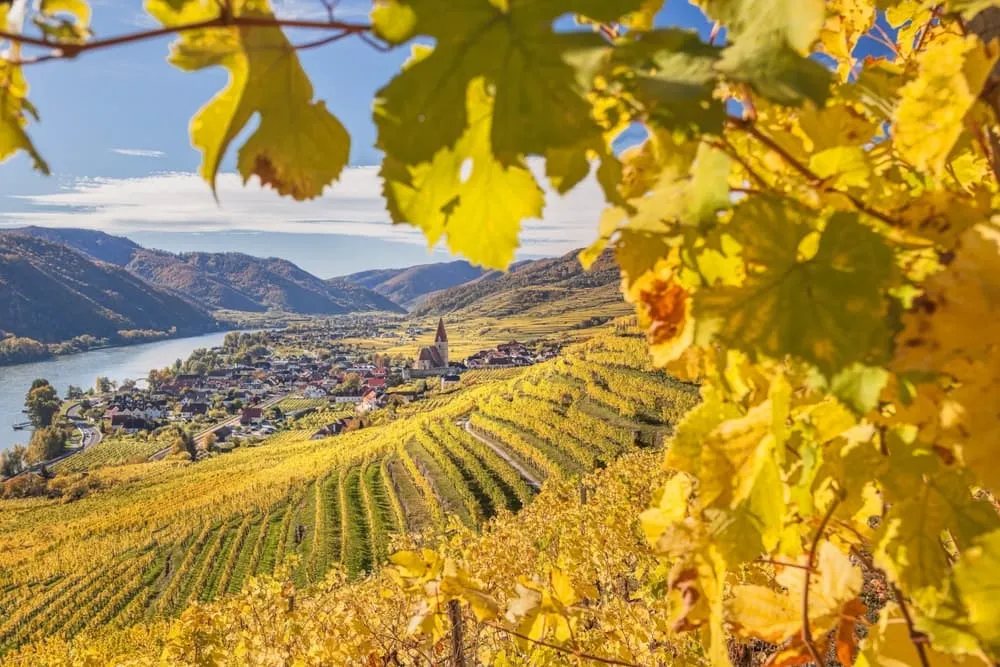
[405,319,455,379]
[416,319,449,370]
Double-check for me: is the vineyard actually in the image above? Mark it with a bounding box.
[52,431,180,473]
[0,329,694,657]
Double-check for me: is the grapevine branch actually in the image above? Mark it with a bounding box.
[726,118,902,228]
[801,497,841,667]
[0,14,376,64]
[848,545,932,667]
[484,622,642,667]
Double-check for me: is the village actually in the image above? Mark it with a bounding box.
[87,319,554,448]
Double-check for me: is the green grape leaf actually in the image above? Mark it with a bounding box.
[148,0,349,200]
[827,363,891,414]
[606,29,726,134]
[382,78,543,269]
[697,0,832,105]
[372,0,644,165]
[876,460,1000,606]
[954,530,1000,659]
[0,62,49,174]
[698,201,895,377]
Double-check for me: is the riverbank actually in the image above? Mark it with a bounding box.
[0,325,230,368]
[0,330,250,452]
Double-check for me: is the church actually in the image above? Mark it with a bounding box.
[416,318,449,370]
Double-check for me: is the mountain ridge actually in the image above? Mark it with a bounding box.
[0,233,217,344]
[2,227,404,316]
[340,259,486,309]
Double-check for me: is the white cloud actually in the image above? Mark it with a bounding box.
[112,148,166,158]
[4,161,608,258]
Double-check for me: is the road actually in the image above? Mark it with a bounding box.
[149,392,290,461]
[3,402,104,479]
[460,420,542,489]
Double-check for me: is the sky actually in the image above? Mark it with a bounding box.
[0,0,715,277]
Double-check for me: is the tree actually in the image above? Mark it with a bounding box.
[167,427,198,462]
[0,445,27,478]
[65,385,84,400]
[120,378,137,392]
[94,376,114,394]
[1,1,999,665]
[339,373,362,394]
[26,427,66,464]
[24,380,61,428]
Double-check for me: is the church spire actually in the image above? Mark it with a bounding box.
[435,318,448,343]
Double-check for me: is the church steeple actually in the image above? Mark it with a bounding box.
[434,318,449,367]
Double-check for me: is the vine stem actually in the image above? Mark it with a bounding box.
[484,622,642,667]
[801,497,841,667]
[726,118,901,228]
[0,15,375,62]
[848,545,932,667]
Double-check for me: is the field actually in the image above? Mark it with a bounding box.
[0,328,697,656]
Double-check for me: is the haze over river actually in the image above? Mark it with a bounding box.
[0,331,236,452]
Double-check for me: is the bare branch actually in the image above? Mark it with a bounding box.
[484,622,642,667]
[801,498,841,667]
[0,14,373,64]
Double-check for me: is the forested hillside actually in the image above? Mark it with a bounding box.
[0,234,216,343]
[8,227,404,316]
[412,250,620,317]
[343,259,485,309]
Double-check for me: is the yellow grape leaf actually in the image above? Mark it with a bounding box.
[148,0,349,200]
[0,61,49,174]
[954,530,1000,659]
[858,604,990,667]
[797,102,878,153]
[382,76,543,269]
[622,0,666,30]
[729,543,863,643]
[699,201,895,377]
[875,461,1000,605]
[894,34,999,174]
[819,0,876,78]
[640,472,694,545]
[40,0,90,26]
[809,146,871,188]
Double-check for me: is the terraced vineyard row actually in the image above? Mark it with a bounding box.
[0,330,698,654]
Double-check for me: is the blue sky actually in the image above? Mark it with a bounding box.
[0,0,715,276]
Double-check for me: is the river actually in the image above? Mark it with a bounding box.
[0,331,239,453]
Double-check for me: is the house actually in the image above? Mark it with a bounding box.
[303,386,327,399]
[241,407,264,425]
[365,376,386,389]
[358,389,380,413]
[213,425,233,442]
[441,374,461,388]
[175,374,201,387]
[110,414,153,433]
[180,402,209,419]
[332,393,363,404]
[311,419,348,440]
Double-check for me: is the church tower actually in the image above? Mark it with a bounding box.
[434,318,449,367]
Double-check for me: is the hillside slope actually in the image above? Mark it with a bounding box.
[343,260,485,309]
[412,249,620,317]
[127,250,404,314]
[5,227,404,315]
[2,226,141,266]
[0,234,216,342]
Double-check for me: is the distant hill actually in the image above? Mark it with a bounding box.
[411,249,621,317]
[4,226,142,266]
[0,234,217,343]
[127,250,404,315]
[342,260,486,309]
[6,227,404,316]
